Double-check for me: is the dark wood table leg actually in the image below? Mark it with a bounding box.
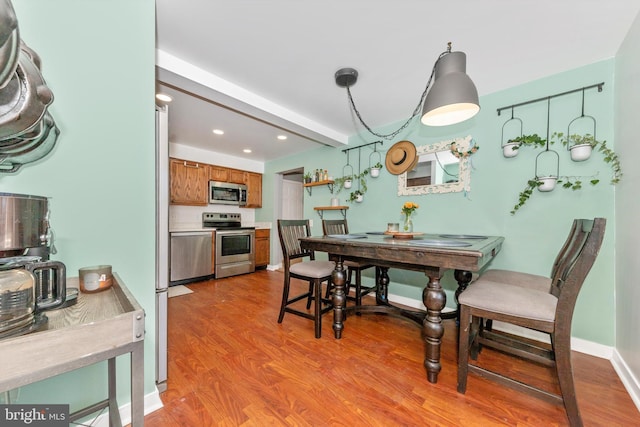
[375,266,389,305]
[441,269,473,321]
[331,257,346,339]
[422,275,446,383]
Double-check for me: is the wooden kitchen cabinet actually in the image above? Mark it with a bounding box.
[170,158,209,205]
[246,172,263,208]
[228,168,247,184]
[255,228,270,268]
[209,166,229,182]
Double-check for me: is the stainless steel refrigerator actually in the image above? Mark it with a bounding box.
[155,105,169,392]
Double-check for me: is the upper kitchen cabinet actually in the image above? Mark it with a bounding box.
[246,172,262,208]
[228,168,247,184]
[170,158,209,205]
[209,166,229,182]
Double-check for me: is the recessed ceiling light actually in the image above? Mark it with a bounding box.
[155,93,172,102]
[212,129,224,135]
[243,149,252,153]
[277,135,287,140]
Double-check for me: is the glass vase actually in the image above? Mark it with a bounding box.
[403,214,413,232]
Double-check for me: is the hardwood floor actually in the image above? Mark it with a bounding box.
[145,270,639,426]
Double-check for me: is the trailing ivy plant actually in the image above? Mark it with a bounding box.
[510,179,542,215]
[553,132,622,184]
[335,168,370,202]
[508,133,547,150]
[508,132,623,214]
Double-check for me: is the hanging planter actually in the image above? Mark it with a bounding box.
[369,147,383,178]
[347,190,364,203]
[565,89,597,162]
[501,110,523,158]
[570,143,592,162]
[535,148,560,193]
[537,175,558,192]
[339,161,354,190]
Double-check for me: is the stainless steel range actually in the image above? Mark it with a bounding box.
[203,212,255,279]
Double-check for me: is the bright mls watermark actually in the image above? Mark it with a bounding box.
[0,404,69,426]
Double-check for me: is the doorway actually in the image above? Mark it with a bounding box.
[272,168,304,268]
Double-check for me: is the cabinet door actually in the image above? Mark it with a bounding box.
[209,166,229,182]
[170,158,209,205]
[254,229,270,268]
[228,169,247,184]
[246,172,262,208]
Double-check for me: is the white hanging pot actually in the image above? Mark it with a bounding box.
[569,143,592,162]
[502,142,520,158]
[355,194,363,203]
[344,179,352,189]
[501,114,523,158]
[537,176,558,192]
[370,167,380,178]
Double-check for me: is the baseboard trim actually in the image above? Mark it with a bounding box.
[611,349,640,413]
[89,387,163,427]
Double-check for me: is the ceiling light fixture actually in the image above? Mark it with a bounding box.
[335,42,479,139]
[212,129,224,135]
[155,93,172,102]
[243,149,252,153]
[277,135,287,140]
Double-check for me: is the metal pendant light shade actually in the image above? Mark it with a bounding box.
[421,51,480,126]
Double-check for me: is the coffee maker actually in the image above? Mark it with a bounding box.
[0,192,77,338]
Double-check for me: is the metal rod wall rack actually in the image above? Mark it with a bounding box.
[496,82,605,116]
[341,140,383,153]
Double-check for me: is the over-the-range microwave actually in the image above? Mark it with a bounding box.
[209,181,247,206]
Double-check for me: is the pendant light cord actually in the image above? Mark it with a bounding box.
[345,49,449,140]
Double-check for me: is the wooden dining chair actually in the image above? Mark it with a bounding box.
[277,219,335,338]
[457,218,606,427]
[477,218,582,292]
[322,219,376,307]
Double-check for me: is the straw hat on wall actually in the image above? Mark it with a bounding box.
[385,140,418,175]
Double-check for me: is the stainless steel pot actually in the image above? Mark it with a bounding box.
[0,192,49,252]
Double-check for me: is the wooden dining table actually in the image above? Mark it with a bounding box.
[299,232,504,384]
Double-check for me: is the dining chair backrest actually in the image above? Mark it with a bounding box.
[277,219,315,265]
[552,218,606,326]
[322,219,349,236]
[548,219,580,283]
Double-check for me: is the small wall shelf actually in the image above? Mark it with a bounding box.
[304,180,334,195]
[314,206,348,219]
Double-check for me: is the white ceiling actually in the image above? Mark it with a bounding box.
[155,0,640,162]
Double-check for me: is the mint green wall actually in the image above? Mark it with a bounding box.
[614,12,640,386]
[0,0,156,412]
[262,60,616,345]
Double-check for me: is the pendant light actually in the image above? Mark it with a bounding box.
[335,42,480,140]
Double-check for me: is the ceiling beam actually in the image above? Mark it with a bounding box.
[156,49,348,148]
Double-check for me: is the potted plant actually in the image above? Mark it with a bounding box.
[536,175,557,192]
[503,134,547,158]
[303,172,312,184]
[552,132,622,183]
[349,190,364,203]
[502,141,520,158]
[370,161,383,178]
[334,175,353,192]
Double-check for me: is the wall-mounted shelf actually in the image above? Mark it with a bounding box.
[314,206,348,219]
[304,180,334,195]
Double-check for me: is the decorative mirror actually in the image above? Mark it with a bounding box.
[398,135,472,195]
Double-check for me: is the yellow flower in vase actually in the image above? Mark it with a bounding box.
[401,202,419,232]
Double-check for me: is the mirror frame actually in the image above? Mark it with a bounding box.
[398,135,472,195]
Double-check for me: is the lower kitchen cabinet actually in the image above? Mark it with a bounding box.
[255,228,270,268]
